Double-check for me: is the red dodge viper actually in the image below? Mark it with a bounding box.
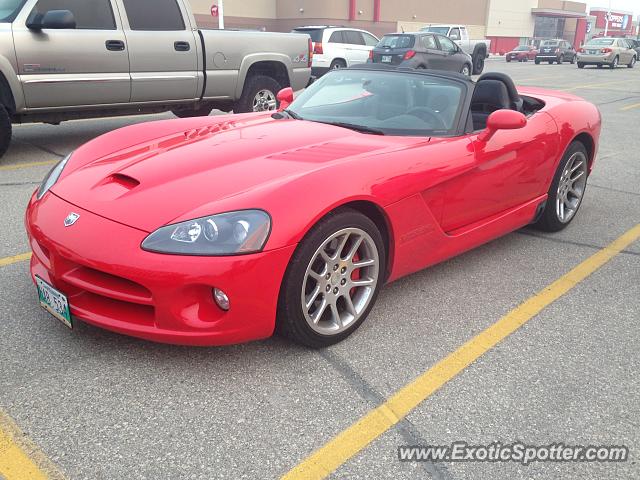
[26,66,601,347]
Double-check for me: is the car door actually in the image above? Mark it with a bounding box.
[117,0,199,103]
[434,35,463,72]
[12,0,130,108]
[343,30,370,66]
[618,39,632,63]
[440,111,560,232]
[326,30,348,66]
[418,35,443,68]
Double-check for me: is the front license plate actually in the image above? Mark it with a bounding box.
[36,276,72,329]
[381,55,392,63]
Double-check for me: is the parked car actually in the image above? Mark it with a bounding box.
[370,33,473,76]
[420,24,490,74]
[535,39,576,64]
[577,37,637,68]
[291,26,379,77]
[0,0,312,159]
[624,38,640,57]
[506,45,538,62]
[26,65,601,347]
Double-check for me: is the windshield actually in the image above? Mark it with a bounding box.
[586,38,614,46]
[285,70,465,137]
[292,28,323,43]
[422,26,450,35]
[514,46,530,51]
[0,0,25,21]
[378,35,415,49]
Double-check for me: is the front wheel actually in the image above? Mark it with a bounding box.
[460,64,471,76]
[628,56,636,68]
[570,54,576,64]
[0,105,11,159]
[532,142,589,232]
[277,209,385,348]
[558,54,564,64]
[535,59,540,65]
[233,74,281,113]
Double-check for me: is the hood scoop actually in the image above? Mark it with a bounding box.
[91,173,141,200]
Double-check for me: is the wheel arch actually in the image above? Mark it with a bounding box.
[330,57,348,67]
[0,70,17,115]
[573,132,596,169]
[235,56,292,99]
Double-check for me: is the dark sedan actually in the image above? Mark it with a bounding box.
[369,33,473,76]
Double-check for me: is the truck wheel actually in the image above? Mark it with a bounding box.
[472,50,486,75]
[0,105,12,159]
[172,104,213,118]
[234,75,281,114]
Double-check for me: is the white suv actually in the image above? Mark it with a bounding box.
[292,26,379,77]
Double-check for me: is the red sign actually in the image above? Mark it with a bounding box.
[211,4,218,17]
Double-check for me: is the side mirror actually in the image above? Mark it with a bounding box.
[477,109,527,143]
[277,87,294,111]
[28,10,76,30]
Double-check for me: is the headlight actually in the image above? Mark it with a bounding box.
[141,210,271,256]
[37,154,71,200]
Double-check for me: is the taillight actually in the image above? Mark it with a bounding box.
[404,50,416,60]
[308,38,313,67]
[314,42,323,55]
[578,48,585,53]
[554,48,559,53]
[601,48,612,53]
[368,50,374,60]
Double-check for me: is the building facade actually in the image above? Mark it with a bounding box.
[188,0,592,52]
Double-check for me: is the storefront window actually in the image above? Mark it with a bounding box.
[534,17,567,40]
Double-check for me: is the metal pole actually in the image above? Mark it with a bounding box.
[219,0,224,30]
[604,0,610,36]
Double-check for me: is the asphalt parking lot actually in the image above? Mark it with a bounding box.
[1,59,639,480]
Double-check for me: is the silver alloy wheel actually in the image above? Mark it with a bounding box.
[556,151,588,223]
[612,56,619,68]
[301,227,380,335]
[461,65,471,76]
[252,89,277,112]
[332,62,343,69]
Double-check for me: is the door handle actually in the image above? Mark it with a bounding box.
[105,40,125,51]
[174,41,191,52]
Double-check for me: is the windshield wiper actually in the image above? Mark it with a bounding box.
[315,121,385,135]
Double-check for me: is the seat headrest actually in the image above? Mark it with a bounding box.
[471,80,511,110]
[476,72,523,111]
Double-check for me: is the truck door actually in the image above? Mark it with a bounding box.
[12,0,130,108]
[117,0,199,102]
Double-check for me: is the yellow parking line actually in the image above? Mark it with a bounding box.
[0,253,31,268]
[0,409,65,480]
[0,160,56,172]
[282,223,640,480]
[621,102,640,111]
[561,79,629,92]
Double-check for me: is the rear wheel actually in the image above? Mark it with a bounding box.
[548,59,554,64]
[472,51,485,75]
[0,105,11,159]
[597,64,603,68]
[628,56,636,68]
[577,62,585,69]
[532,142,589,232]
[610,56,619,69]
[233,75,281,113]
[276,209,385,348]
[330,59,347,70]
[558,54,564,63]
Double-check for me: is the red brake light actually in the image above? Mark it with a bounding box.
[601,48,612,53]
[578,47,585,53]
[308,38,313,67]
[404,50,416,60]
[314,42,323,55]
[369,49,374,60]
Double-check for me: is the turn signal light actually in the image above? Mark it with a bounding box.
[404,50,416,60]
[314,42,324,55]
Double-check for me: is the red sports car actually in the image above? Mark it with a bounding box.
[506,45,538,62]
[26,66,601,348]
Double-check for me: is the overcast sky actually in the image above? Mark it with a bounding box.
[587,0,639,16]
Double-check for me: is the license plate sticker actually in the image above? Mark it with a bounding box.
[36,276,72,329]
[382,55,392,63]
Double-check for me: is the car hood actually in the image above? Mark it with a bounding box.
[52,116,424,232]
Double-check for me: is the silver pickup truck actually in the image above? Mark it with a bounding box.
[0,0,312,158]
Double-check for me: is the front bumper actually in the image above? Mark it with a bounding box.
[25,192,296,346]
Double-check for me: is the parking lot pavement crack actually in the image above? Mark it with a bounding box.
[318,349,453,480]
[516,230,640,258]
[15,139,65,159]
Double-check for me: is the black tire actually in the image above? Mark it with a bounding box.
[532,142,589,232]
[472,51,485,75]
[276,209,386,348]
[597,64,603,69]
[548,60,554,64]
[609,56,618,69]
[330,59,347,70]
[628,56,636,68]
[0,105,11,159]
[577,62,585,69]
[535,59,540,65]
[460,63,472,76]
[506,58,511,63]
[558,54,564,64]
[172,104,213,118]
[570,54,576,64]
[233,74,281,114]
